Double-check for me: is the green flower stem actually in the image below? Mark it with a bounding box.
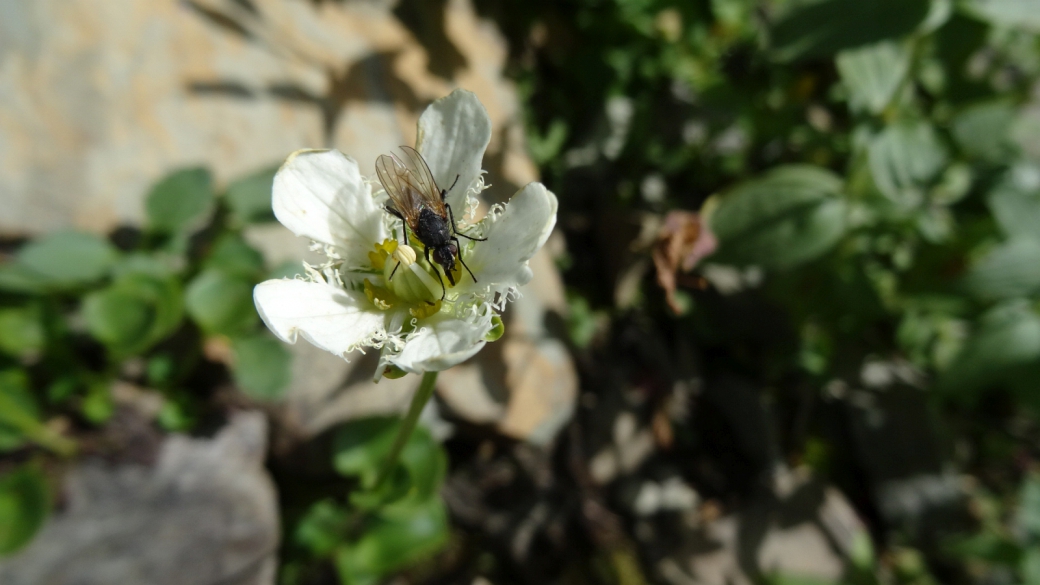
[371,370,438,490]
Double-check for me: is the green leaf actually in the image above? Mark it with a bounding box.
[203,233,264,277]
[349,467,413,512]
[916,206,955,243]
[952,100,1017,163]
[0,263,49,294]
[380,426,447,517]
[528,119,569,166]
[231,336,291,400]
[132,274,185,342]
[334,498,449,585]
[295,499,351,557]
[764,575,838,585]
[14,231,118,290]
[110,252,182,279]
[961,0,1040,32]
[83,289,154,351]
[1022,547,1040,585]
[930,163,974,206]
[944,530,1022,564]
[83,273,184,356]
[81,381,114,424]
[836,41,911,114]
[185,269,257,335]
[935,13,989,72]
[145,167,214,234]
[0,465,50,555]
[939,301,1040,396]
[1019,473,1040,542]
[771,0,931,62]
[157,394,197,432]
[46,377,79,406]
[709,165,848,269]
[0,306,45,357]
[964,238,1040,300]
[920,0,955,33]
[224,166,277,224]
[333,418,447,512]
[868,120,948,206]
[0,370,37,451]
[146,353,176,387]
[334,416,411,507]
[989,174,1040,240]
[1011,108,1040,162]
[849,531,876,570]
[567,294,600,348]
[333,418,399,485]
[0,370,74,456]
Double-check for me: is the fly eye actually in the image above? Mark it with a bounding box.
[433,247,451,265]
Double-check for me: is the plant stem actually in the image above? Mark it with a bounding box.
[371,370,438,490]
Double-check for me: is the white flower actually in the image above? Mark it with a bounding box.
[253,90,558,379]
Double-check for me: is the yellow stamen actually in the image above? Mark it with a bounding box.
[409,300,442,319]
[363,278,397,311]
[367,239,399,271]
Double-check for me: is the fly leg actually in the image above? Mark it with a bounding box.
[385,206,409,280]
[451,236,478,284]
[424,246,447,301]
[447,204,487,242]
[440,174,461,201]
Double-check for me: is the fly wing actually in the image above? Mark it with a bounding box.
[398,145,447,216]
[376,153,423,228]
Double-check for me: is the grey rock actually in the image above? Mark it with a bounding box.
[660,470,867,585]
[0,412,279,585]
[843,383,968,539]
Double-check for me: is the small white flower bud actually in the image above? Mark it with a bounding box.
[392,244,417,267]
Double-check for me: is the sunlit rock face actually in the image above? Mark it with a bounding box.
[0,0,535,235]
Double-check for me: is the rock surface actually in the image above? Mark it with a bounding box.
[659,471,866,585]
[0,411,279,585]
[0,0,534,234]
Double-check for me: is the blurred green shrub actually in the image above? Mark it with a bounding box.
[482,0,1040,581]
[0,162,291,554]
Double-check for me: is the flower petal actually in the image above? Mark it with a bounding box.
[254,279,385,358]
[462,182,558,294]
[387,311,492,373]
[416,89,492,213]
[272,149,386,267]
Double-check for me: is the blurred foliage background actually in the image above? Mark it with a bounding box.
[2,0,1040,584]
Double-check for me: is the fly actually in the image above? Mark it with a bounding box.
[375,146,485,300]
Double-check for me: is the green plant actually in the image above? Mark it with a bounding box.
[0,163,290,554]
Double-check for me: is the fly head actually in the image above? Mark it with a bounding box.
[432,243,457,286]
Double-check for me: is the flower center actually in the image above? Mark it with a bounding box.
[364,239,445,319]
